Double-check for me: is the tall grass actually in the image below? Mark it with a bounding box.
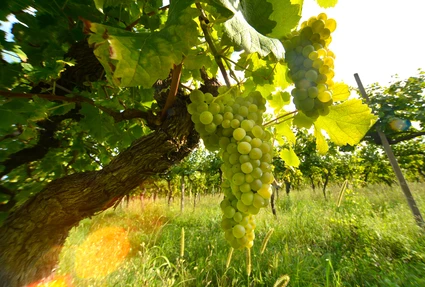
[57,183,425,286]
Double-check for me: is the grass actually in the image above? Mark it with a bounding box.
[56,183,425,287]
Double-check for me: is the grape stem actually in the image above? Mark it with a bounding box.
[161,63,183,120]
[195,3,231,88]
[264,110,298,127]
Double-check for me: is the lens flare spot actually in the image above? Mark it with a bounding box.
[27,274,73,287]
[74,226,130,279]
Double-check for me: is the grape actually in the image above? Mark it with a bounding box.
[282,13,337,118]
[249,148,262,160]
[190,90,205,103]
[241,192,254,205]
[187,89,275,250]
[232,225,246,238]
[223,206,236,218]
[241,162,253,174]
[237,142,252,155]
[233,128,246,141]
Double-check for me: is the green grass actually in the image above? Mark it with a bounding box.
[57,183,425,286]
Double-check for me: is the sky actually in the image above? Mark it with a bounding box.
[301,0,425,88]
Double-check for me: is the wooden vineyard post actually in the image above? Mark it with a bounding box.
[354,73,425,229]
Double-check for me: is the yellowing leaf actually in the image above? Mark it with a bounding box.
[276,120,296,145]
[316,0,338,8]
[268,91,290,113]
[315,99,377,146]
[314,126,328,154]
[279,148,300,167]
[332,82,350,102]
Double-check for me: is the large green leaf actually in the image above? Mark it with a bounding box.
[315,99,378,146]
[87,1,199,87]
[267,0,302,39]
[217,0,289,59]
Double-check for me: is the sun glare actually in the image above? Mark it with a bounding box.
[74,226,130,279]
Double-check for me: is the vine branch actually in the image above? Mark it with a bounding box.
[0,90,151,124]
[161,63,183,120]
[196,3,231,88]
[264,110,298,127]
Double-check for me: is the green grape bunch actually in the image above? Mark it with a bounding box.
[283,13,337,119]
[187,88,275,249]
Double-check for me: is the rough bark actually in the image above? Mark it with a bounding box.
[0,96,199,287]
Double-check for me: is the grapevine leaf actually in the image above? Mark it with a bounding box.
[293,111,315,129]
[93,0,105,11]
[273,62,291,89]
[87,2,199,87]
[217,0,285,59]
[315,0,338,8]
[276,120,296,145]
[315,99,378,146]
[79,103,117,141]
[332,82,350,102]
[268,91,290,114]
[279,147,300,167]
[314,126,328,154]
[267,0,302,39]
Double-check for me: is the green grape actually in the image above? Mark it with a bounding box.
[250,179,262,191]
[251,167,263,179]
[241,162,253,174]
[252,193,265,209]
[251,126,264,139]
[221,217,234,230]
[230,119,240,129]
[237,142,252,155]
[308,87,319,98]
[257,184,272,199]
[233,212,243,223]
[190,90,205,102]
[249,148,262,160]
[223,206,236,218]
[241,192,254,205]
[232,172,246,185]
[318,91,332,102]
[209,102,221,114]
[302,45,315,58]
[238,106,249,117]
[261,172,274,184]
[205,123,216,134]
[237,200,249,213]
[241,120,254,131]
[233,128,246,141]
[213,114,223,125]
[240,183,251,193]
[232,225,246,238]
[204,93,214,103]
[305,69,318,82]
[298,97,315,111]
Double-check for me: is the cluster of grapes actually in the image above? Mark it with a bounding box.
[187,88,274,249]
[283,13,337,119]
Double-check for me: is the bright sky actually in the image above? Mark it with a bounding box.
[301,0,425,87]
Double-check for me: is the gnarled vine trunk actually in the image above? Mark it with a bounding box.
[0,97,199,287]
